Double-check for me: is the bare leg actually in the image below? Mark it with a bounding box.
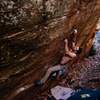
[41,65,62,83]
[60,56,71,65]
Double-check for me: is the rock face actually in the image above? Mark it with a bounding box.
[0,0,100,100]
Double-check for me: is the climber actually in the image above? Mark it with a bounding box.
[34,28,81,86]
[61,28,80,64]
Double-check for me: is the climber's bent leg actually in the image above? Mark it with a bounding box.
[60,56,71,65]
[34,64,66,86]
[41,65,62,83]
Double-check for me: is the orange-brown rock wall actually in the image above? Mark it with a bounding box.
[0,0,100,100]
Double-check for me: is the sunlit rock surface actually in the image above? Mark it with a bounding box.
[0,0,100,100]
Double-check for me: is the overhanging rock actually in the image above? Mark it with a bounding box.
[0,0,100,100]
